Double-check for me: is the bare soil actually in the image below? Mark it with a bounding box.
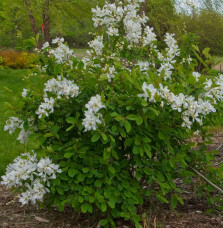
[1,134,223,227]
[0,183,223,228]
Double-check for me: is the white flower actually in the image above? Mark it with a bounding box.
[143,26,156,47]
[4,117,23,135]
[82,111,102,132]
[85,95,105,113]
[37,157,62,181]
[107,27,119,36]
[88,36,104,55]
[22,88,29,98]
[136,61,150,72]
[52,37,64,44]
[138,82,158,102]
[36,97,55,119]
[192,72,201,82]
[82,95,105,131]
[17,129,33,144]
[106,66,116,82]
[42,42,49,49]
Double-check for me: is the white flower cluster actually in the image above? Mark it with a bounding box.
[139,82,218,129]
[36,97,55,119]
[105,65,116,82]
[43,37,75,67]
[123,1,148,44]
[1,152,61,205]
[92,0,156,46]
[82,95,105,131]
[157,33,180,80]
[92,2,124,36]
[4,117,34,144]
[143,26,157,47]
[204,74,223,101]
[136,61,150,73]
[44,77,80,98]
[88,35,104,56]
[4,117,23,135]
[36,77,80,119]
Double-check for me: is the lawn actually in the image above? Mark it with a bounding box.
[0,69,28,175]
[74,49,89,59]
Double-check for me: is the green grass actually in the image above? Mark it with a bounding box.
[0,69,28,175]
[213,56,223,65]
[74,49,89,59]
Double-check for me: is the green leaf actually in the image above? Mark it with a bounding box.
[64,153,73,158]
[68,168,77,177]
[136,115,143,125]
[149,107,159,116]
[44,133,53,138]
[141,99,148,107]
[127,114,137,120]
[100,219,109,226]
[57,187,64,195]
[103,149,111,160]
[86,203,92,213]
[176,195,184,205]
[171,194,178,210]
[82,168,89,173]
[94,180,102,187]
[111,112,118,117]
[66,125,74,132]
[81,203,88,213]
[158,131,166,140]
[78,196,84,203]
[108,166,115,175]
[100,74,109,81]
[66,117,75,124]
[101,133,108,141]
[91,133,100,142]
[124,120,131,133]
[101,202,107,212]
[156,194,169,204]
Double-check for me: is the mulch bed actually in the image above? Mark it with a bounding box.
[1,132,223,227]
[0,184,223,228]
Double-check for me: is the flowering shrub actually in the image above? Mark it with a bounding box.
[1,0,223,227]
[0,50,38,69]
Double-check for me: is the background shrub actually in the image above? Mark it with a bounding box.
[0,50,38,69]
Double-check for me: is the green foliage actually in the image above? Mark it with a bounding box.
[147,0,177,40]
[0,0,105,48]
[175,10,223,56]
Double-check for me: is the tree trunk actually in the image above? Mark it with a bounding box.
[42,0,50,43]
[23,0,41,48]
[110,0,115,4]
[140,1,147,16]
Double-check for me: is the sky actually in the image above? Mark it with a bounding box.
[176,0,201,12]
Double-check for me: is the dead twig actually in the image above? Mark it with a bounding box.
[190,167,223,194]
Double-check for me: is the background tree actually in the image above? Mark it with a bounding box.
[146,0,177,41]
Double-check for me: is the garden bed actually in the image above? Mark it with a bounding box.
[1,184,222,227]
